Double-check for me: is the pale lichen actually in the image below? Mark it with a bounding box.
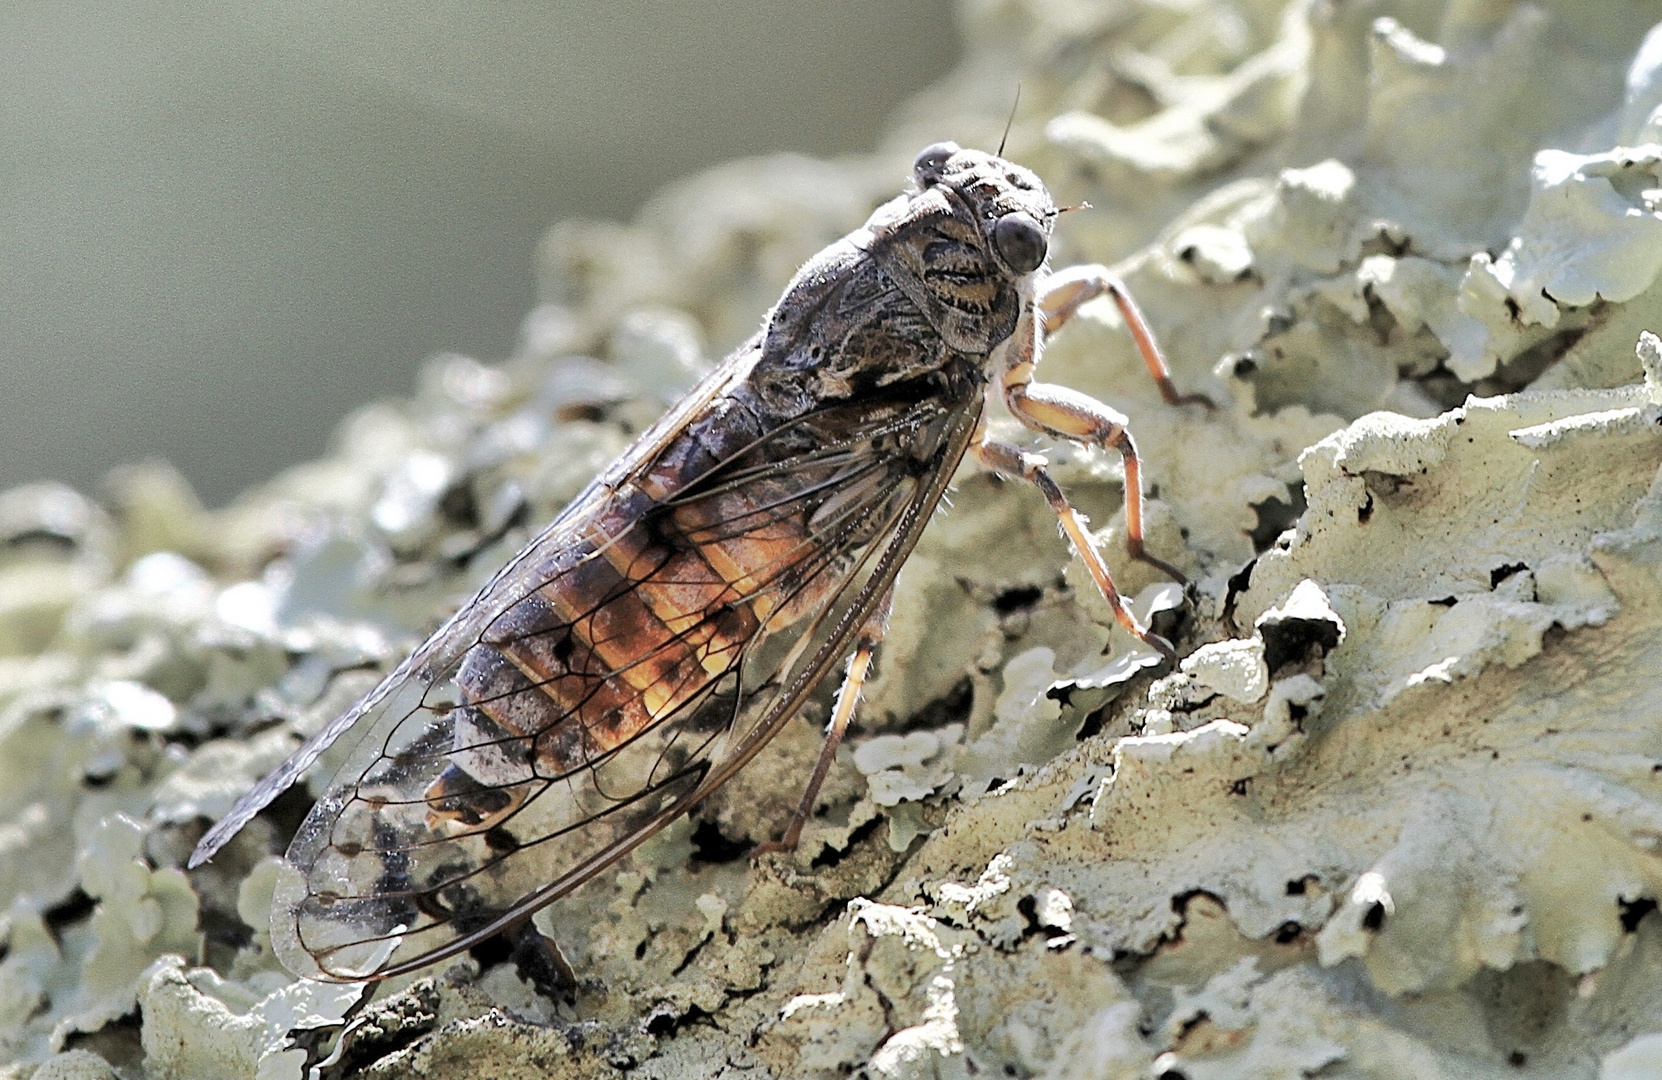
[8,0,1662,1077]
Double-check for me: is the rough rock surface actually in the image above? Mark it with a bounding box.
[6,1,1662,1077]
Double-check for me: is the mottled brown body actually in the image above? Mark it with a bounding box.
[423,380,937,834]
[191,140,1199,986]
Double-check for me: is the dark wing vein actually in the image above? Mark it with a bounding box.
[188,343,760,870]
[264,381,982,981]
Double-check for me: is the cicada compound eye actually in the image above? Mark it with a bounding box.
[993,212,1047,274]
[912,141,960,185]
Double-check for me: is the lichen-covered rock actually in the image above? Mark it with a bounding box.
[7,0,1662,1077]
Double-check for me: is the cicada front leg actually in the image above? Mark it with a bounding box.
[1036,264,1215,411]
[982,266,1211,664]
[973,439,1177,665]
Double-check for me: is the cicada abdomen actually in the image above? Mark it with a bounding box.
[271,367,973,980]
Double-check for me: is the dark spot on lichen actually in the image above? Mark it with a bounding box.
[1620,896,1657,932]
[688,819,750,866]
[1248,484,1307,553]
[810,815,882,869]
[993,584,1043,613]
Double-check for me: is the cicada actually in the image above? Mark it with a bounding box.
[190,141,1207,985]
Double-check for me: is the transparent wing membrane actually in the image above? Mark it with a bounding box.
[268,383,982,980]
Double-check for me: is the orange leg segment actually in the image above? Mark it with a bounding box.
[974,440,1177,665]
[755,588,892,856]
[1036,264,1214,410]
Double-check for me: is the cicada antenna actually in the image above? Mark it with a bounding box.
[997,85,1021,157]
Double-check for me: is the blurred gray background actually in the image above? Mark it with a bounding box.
[0,1,958,505]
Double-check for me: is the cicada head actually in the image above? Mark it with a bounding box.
[848,142,1058,357]
[908,141,1057,279]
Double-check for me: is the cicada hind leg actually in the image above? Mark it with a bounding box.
[756,588,893,856]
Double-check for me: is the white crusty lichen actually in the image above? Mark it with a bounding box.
[8,0,1662,1077]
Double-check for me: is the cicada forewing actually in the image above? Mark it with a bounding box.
[268,369,983,981]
